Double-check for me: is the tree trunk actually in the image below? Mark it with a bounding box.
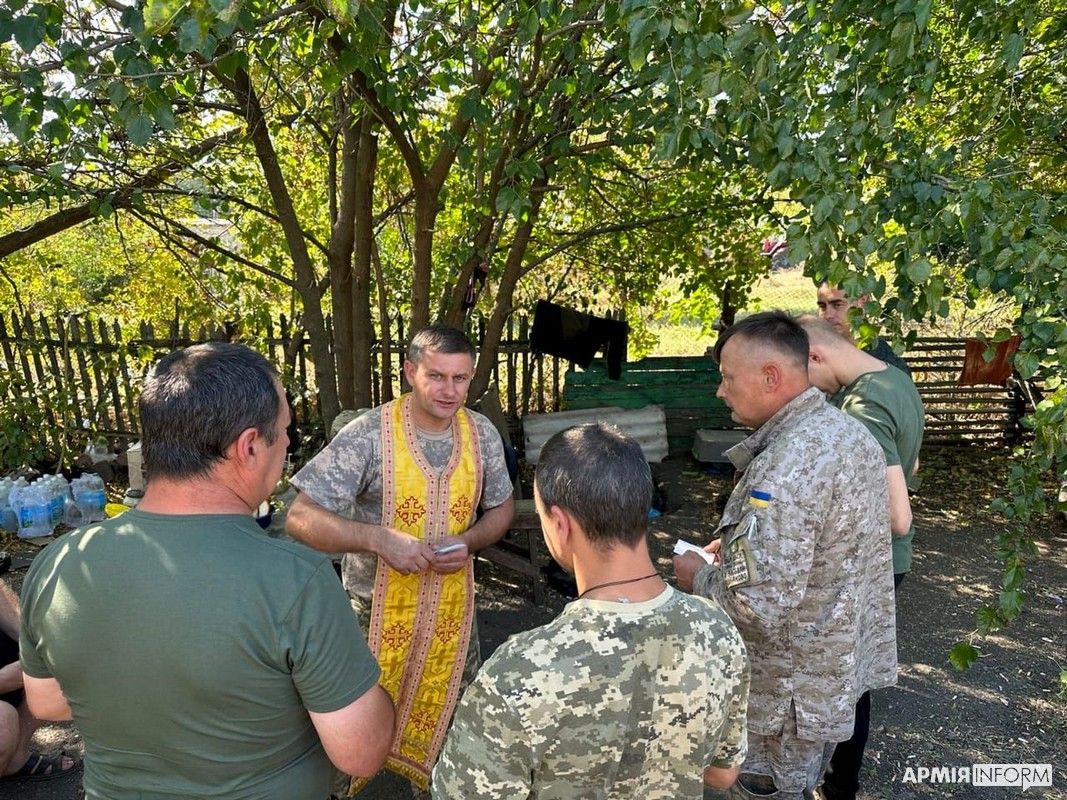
[329,96,360,409]
[351,117,378,408]
[372,240,395,403]
[470,175,549,401]
[410,184,437,332]
[226,66,339,425]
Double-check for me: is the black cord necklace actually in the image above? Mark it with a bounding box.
[578,572,660,599]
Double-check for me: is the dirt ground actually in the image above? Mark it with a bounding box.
[2,447,1064,799]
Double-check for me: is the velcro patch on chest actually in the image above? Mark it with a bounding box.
[722,517,760,589]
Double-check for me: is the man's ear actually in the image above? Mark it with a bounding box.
[762,362,782,390]
[230,427,259,468]
[547,504,573,546]
[808,346,825,365]
[403,359,416,386]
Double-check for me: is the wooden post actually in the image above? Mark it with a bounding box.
[506,315,517,419]
[115,320,138,435]
[99,319,125,434]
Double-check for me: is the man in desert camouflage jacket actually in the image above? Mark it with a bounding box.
[674,312,897,800]
[433,422,750,800]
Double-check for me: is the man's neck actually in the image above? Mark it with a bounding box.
[835,347,887,390]
[573,543,664,603]
[138,473,257,516]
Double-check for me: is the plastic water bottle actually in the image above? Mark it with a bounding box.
[73,474,107,523]
[47,475,69,528]
[0,478,18,533]
[10,484,55,538]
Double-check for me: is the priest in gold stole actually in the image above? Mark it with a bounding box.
[287,325,515,795]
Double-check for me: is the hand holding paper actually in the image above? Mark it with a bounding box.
[673,538,718,565]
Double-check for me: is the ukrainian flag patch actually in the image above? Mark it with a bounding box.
[748,489,772,508]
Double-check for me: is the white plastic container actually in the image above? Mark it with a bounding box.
[127,441,145,492]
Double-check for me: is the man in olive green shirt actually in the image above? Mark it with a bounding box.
[20,343,395,800]
[801,317,924,800]
[802,317,924,577]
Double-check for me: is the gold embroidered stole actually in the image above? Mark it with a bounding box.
[365,394,480,790]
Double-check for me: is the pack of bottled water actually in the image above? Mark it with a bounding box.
[3,473,108,538]
[0,477,27,534]
[71,474,107,523]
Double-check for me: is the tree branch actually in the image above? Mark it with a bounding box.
[0,128,242,259]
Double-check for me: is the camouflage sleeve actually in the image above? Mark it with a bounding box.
[291,413,378,514]
[695,485,819,637]
[431,666,533,798]
[706,631,750,768]
[475,414,514,510]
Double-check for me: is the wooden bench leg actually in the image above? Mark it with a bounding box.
[527,528,544,605]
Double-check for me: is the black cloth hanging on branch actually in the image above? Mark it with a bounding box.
[529,300,628,379]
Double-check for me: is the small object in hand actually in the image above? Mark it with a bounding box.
[432,542,465,555]
[673,539,717,565]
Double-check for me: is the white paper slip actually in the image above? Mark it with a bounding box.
[673,538,717,564]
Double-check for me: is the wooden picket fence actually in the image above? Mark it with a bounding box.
[0,308,1036,465]
[0,310,565,456]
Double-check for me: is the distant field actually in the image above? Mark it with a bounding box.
[646,267,816,356]
[643,267,1016,356]
[748,266,817,315]
[645,323,716,356]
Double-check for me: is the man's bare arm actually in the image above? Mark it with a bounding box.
[0,580,20,640]
[459,496,514,553]
[886,465,913,536]
[309,683,395,777]
[704,764,741,790]
[24,674,73,721]
[286,492,435,574]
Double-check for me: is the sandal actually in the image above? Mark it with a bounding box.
[3,751,81,782]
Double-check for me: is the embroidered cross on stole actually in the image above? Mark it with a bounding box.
[361,394,481,790]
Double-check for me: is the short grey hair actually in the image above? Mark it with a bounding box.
[407,325,477,365]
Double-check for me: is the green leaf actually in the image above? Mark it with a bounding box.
[998,588,1024,620]
[976,606,1002,634]
[11,14,45,53]
[144,0,182,33]
[151,101,176,130]
[178,17,202,53]
[107,81,129,107]
[1002,32,1023,71]
[949,641,979,671]
[126,114,153,146]
[813,196,834,223]
[906,259,931,283]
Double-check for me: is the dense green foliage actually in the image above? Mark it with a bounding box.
[1,0,1064,662]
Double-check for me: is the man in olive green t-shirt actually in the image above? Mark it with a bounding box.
[20,343,395,800]
[801,317,923,800]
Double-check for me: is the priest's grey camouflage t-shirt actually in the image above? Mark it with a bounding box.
[291,404,512,598]
[431,586,749,800]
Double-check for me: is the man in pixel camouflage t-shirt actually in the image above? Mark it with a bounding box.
[433,422,749,800]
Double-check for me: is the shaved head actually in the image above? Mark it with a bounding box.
[797,315,853,350]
